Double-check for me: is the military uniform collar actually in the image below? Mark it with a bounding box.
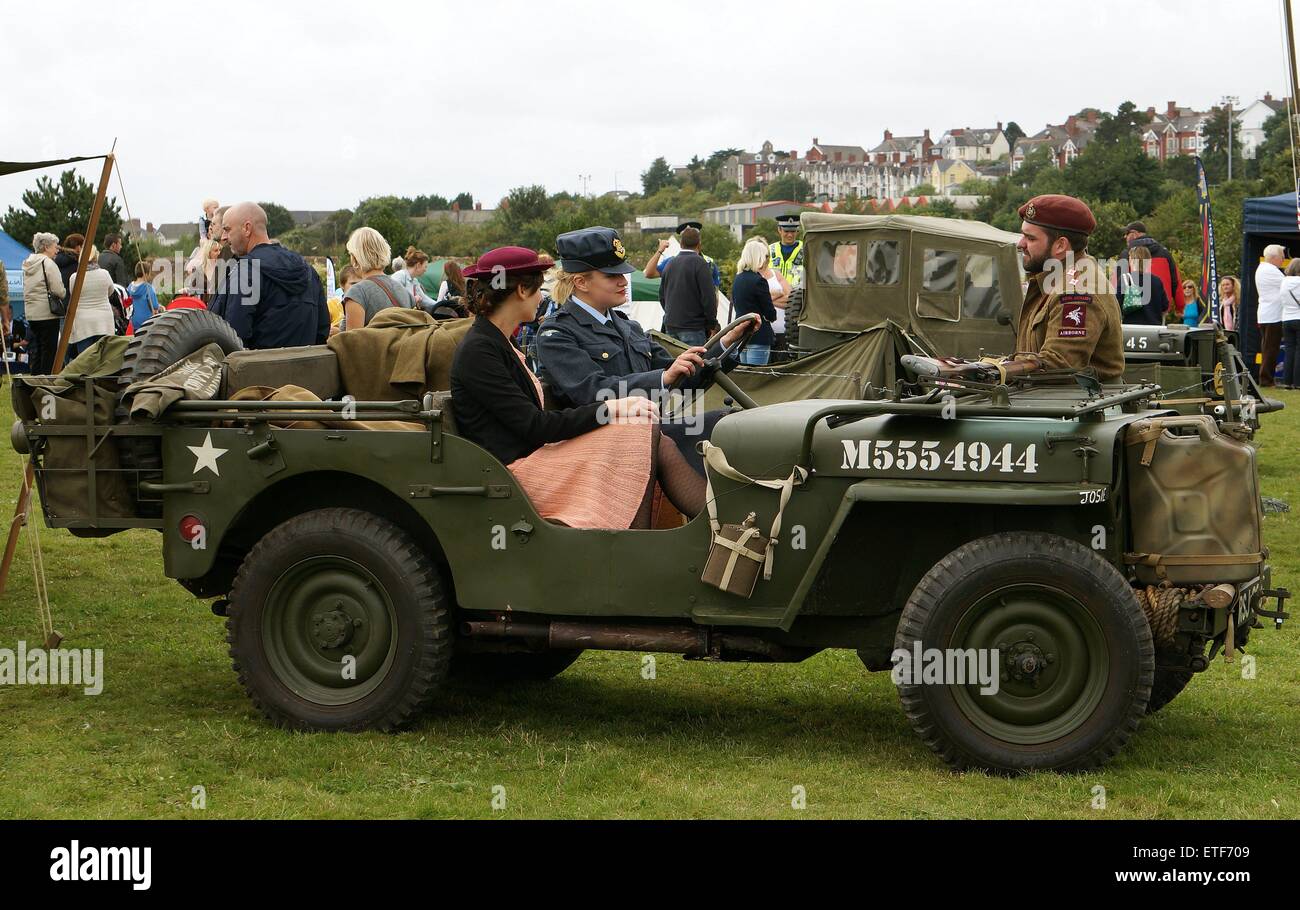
[562,297,623,337]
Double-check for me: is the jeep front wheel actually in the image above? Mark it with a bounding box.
[895,532,1154,773]
[226,508,451,731]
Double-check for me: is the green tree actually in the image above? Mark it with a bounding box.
[911,183,939,197]
[956,178,994,196]
[1004,121,1026,148]
[764,173,812,202]
[1063,137,1163,215]
[409,194,450,216]
[1093,101,1150,146]
[641,157,675,196]
[1200,106,1244,184]
[1254,109,1294,194]
[1085,200,1140,261]
[451,193,475,210]
[1,169,124,250]
[928,198,960,218]
[259,202,295,238]
[499,185,553,232]
[348,196,415,256]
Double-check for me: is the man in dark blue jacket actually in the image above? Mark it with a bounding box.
[213,202,328,349]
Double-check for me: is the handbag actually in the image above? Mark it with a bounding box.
[699,441,807,598]
[41,261,68,317]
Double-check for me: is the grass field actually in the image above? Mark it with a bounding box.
[0,390,1297,820]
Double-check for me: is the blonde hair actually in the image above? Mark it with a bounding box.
[737,239,769,273]
[347,227,392,273]
[551,271,584,304]
[1220,275,1240,300]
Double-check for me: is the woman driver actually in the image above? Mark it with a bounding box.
[449,247,707,530]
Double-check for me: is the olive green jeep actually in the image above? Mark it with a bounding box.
[10,309,1289,773]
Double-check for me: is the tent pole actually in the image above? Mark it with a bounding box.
[0,153,115,598]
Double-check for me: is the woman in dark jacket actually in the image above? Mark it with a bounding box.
[449,247,703,529]
[54,233,85,309]
[730,239,779,364]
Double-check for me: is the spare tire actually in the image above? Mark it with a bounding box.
[119,308,245,388]
[117,309,245,518]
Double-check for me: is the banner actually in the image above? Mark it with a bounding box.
[1194,157,1220,325]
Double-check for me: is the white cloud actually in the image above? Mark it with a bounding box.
[1,0,1292,226]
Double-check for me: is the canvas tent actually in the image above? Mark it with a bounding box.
[1240,192,1299,373]
[1,229,31,320]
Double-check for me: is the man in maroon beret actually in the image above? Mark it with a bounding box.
[994,194,1124,382]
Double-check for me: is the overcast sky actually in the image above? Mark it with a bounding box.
[2,0,1296,228]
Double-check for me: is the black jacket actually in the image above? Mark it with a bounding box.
[659,250,715,331]
[54,250,79,306]
[99,249,130,287]
[730,270,778,346]
[450,315,606,465]
[210,243,329,349]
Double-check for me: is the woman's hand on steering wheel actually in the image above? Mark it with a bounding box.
[662,348,708,388]
[665,314,763,392]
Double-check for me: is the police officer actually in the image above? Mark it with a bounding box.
[535,226,758,469]
[644,221,722,289]
[992,194,1124,382]
[770,214,805,350]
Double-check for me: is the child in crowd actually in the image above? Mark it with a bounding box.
[128,261,163,334]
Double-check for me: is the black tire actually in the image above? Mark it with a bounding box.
[895,532,1154,773]
[785,287,803,349]
[116,309,245,517]
[226,508,451,732]
[119,307,245,388]
[453,649,584,682]
[1146,666,1194,715]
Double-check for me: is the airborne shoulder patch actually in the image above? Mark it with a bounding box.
[1059,297,1088,337]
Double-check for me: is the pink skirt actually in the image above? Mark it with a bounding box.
[508,420,654,529]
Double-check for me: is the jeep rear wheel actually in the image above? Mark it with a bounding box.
[226,508,450,731]
[896,532,1153,773]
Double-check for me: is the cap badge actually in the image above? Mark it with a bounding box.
[1025,203,1036,219]
[612,238,627,260]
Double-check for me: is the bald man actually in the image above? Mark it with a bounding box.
[211,202,329,349]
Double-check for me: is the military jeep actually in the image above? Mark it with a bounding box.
[10,309,1289,773]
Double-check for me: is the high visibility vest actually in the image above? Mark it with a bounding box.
[770,241,805,289]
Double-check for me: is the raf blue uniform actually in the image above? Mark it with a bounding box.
[536,297,736,407]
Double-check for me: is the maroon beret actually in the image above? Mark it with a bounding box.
[462,246,552,281]
[1017,194,1097,235]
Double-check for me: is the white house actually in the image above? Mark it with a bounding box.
[1236,93,1288,159]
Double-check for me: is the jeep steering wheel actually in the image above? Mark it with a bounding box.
[666,315,761,393]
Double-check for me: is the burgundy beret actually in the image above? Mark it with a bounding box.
[462,246,552,280]
[1017,194,1097,235]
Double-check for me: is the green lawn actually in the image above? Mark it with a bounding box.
[0,389,1297,820]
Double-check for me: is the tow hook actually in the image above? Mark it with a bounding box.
[1256,588,1292,631]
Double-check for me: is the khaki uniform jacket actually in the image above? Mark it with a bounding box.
[1015,255,1125,382]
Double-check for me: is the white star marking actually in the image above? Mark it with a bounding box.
[188,432,228,477]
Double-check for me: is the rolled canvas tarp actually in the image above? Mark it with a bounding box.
[653,322,909,410]
[0,157,105,177]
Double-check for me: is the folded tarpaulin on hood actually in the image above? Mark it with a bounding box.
[0,156,106,177]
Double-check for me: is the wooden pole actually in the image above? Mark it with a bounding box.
[1287,0,1300,157]
[0,153,115,597]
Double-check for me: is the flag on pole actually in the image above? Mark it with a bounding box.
[1194,157,1220,325]
[325,256,337,301]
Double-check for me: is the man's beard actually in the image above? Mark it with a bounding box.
[1022,252,1047,273]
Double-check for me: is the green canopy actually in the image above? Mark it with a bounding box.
[630,270,660,302]
[420,260,450,297]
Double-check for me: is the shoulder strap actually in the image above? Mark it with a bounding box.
[367,276,403,308]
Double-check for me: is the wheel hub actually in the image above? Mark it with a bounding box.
[311,604,357,650]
